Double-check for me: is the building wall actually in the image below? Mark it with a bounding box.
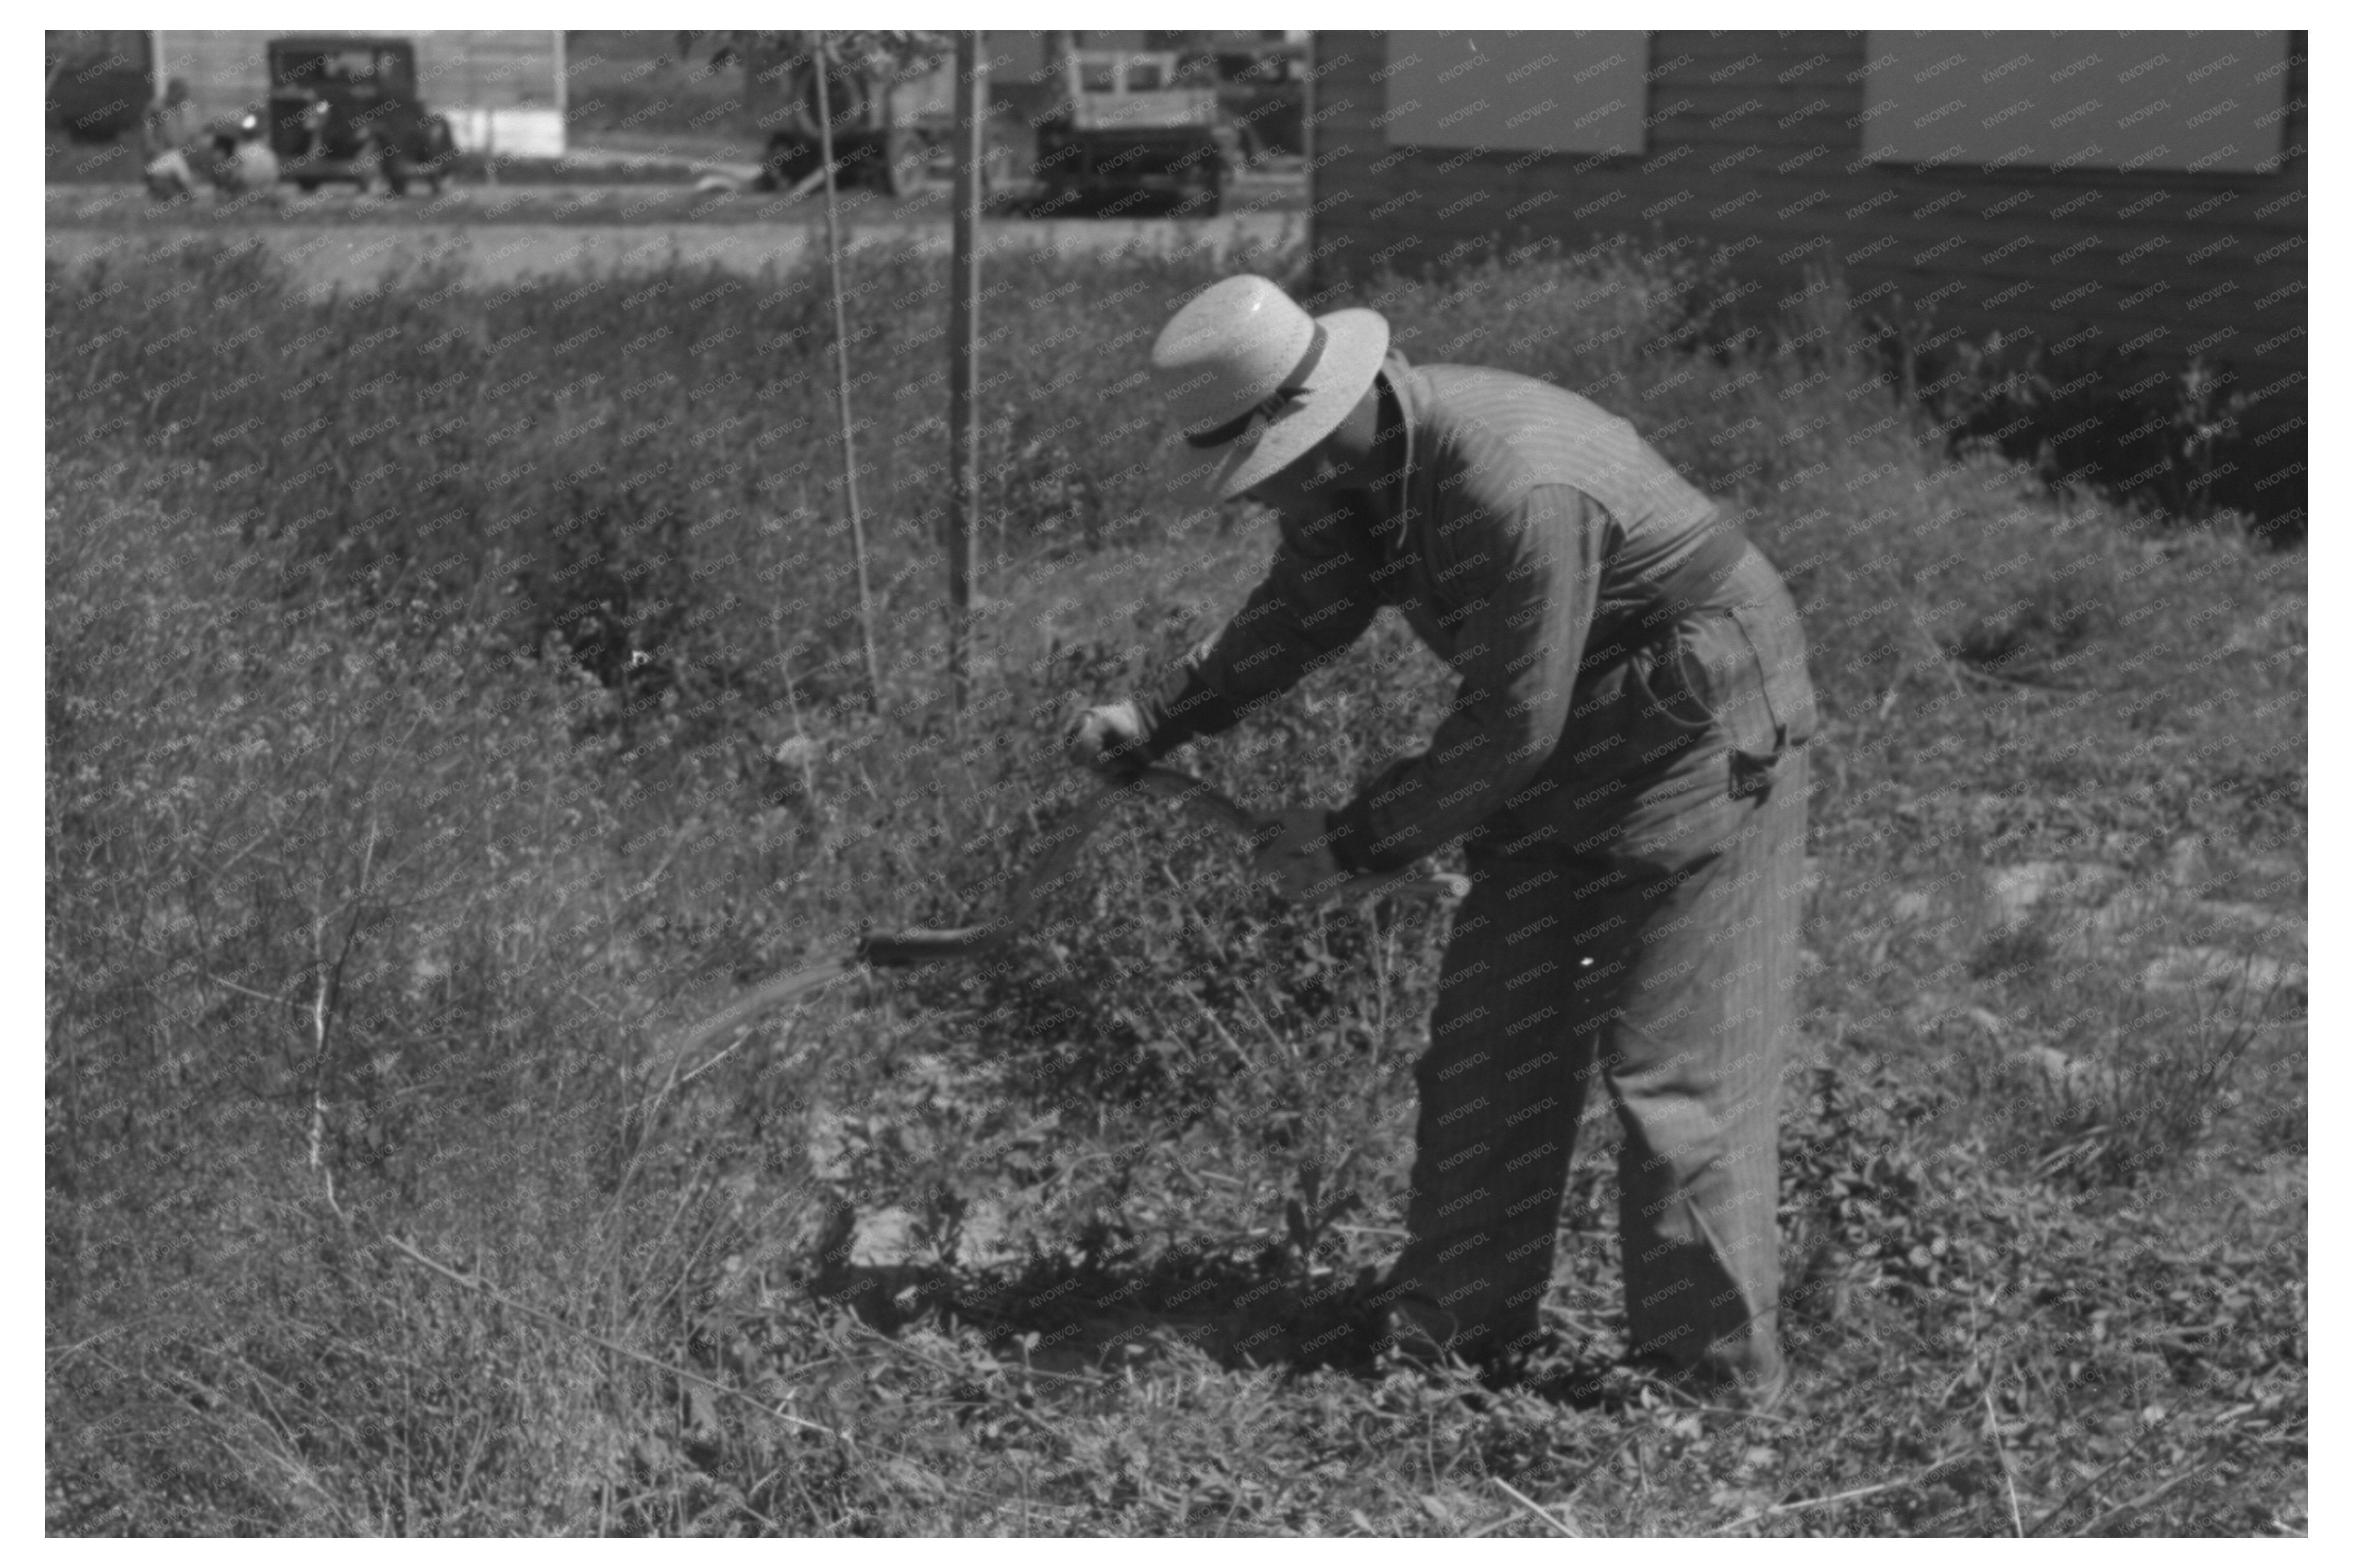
[1307,30,2306,438]
[157,30,565,155]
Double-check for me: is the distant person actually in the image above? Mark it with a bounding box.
[296,96,334,165]
[1068,275,1818,1409]
[210,110,279,198]
[140,78,195,201]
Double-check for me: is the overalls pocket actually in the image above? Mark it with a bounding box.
[1663,601,1818,796]
[1726,599,1818,794]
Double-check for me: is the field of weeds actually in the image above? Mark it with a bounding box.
[46,233,2305,1536]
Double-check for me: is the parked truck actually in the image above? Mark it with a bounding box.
[1032,49,1226,215]
[735,36,1230,214]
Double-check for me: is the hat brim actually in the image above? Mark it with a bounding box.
[1166,308,1391,506]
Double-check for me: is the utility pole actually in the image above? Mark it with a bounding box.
[944,30,985,713]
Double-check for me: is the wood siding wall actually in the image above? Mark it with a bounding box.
[1307,30,2307,439]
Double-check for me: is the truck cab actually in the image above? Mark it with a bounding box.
[1033,48,1226,215]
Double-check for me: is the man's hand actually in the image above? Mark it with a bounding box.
[1255,807,1346,901]
[1063,700,1151,782]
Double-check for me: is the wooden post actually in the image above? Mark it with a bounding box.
[945,31,984,713]
[551,30,566,155]
[815,38,885,715]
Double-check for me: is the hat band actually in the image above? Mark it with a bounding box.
[1185,323,1329,450]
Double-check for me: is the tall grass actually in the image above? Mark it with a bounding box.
[47,235,2303,1534]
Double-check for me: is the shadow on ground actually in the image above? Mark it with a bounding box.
[811,1241,1651,1413]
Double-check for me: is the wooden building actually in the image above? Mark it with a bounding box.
[157,30,567,156]
[1305,30,2307,443]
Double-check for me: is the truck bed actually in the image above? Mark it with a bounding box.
[1066,90,1218,132]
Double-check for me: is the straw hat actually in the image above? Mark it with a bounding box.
[1150,276,1390,504]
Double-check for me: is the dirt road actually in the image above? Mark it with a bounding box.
[45,179,1307,291]
[48,213,1304,292]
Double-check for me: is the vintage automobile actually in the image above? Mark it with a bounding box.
[265,35,455,194]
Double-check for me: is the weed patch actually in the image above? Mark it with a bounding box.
[49,237,2302,1534]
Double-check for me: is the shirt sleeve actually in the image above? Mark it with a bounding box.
[1324,483,1606,873]
[1137,501,1383,757]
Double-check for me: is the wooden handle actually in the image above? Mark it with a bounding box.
[856,766,1465,968]
[1315,862,1473,908]
[663,766,1470,1060]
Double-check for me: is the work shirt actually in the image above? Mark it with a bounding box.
[1140,349,1791,874]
